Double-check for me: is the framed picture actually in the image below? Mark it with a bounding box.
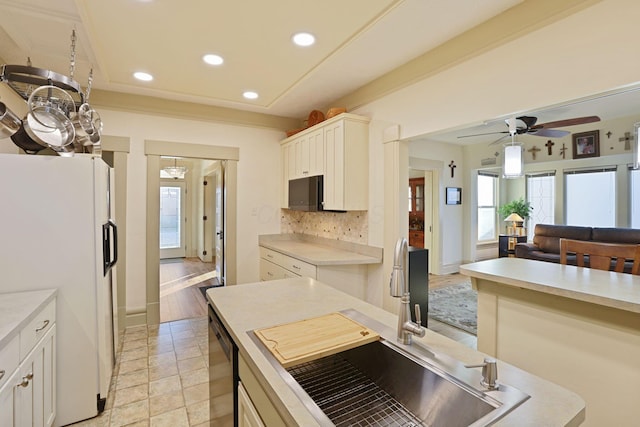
[572,130,600,159]
[446,187,461,205]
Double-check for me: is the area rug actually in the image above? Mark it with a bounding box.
[428,282,477,335]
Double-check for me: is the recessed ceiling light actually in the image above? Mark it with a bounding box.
[203,54,224,66]
[292,32,315,47]
[243,91,258,100]
[133,71,153,82]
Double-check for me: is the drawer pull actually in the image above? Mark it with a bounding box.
[267,272,273,276]
[292,264,300,270]
[35,319,50,333]
[0,370,4,381]
[267,254,273,258]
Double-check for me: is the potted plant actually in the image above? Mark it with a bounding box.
[498,197,532,220]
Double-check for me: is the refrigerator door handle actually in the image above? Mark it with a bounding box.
[102,220,118,276]
[109,219,118,269]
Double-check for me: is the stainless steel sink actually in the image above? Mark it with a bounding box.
[250,309,529,426]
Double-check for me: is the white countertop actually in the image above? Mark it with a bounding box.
[207,278,585,426]
[259,234,382,266]
[0,289,57,349]
[460,258,640,314]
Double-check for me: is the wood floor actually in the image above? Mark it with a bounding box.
[159,257,218,323]
[158,261,476,348]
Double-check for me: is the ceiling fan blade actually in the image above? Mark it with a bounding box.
[488,134,509,146]
[458,130,509,139]
[529,128,570,138]
[517,115,538,128]
[532,116,600,130]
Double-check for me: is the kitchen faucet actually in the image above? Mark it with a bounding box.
[389,237,426,345]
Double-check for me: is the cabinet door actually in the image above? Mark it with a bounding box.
[323,121,345,210]
[14,325,55,427]
[281,143,291,208]
[294,134,310,178]
[308,128,324,177]
[41,326,56,427]
[283,141,296,182]
[14,356,36,427]
[0,368,20,427]
[238,382,265,427]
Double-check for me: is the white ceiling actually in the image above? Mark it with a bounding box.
[0,0,522,119]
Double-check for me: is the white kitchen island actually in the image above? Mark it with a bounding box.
[207,277,584,426]
[461,258,640,427]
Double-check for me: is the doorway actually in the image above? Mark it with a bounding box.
[145,141,239,326]
[158,157,225,323]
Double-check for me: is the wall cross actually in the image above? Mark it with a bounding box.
[619,132,633,150]
[559,143,567,159]
[448,160,456,178]
[528,145,541,160]
[545,140,554,155]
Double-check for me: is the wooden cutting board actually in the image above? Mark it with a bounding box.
[254,312,379,368]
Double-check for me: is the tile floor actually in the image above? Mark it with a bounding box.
[71,317,211,427]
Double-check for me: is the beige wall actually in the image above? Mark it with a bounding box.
[96,108,283,313]
[352,0,639,283]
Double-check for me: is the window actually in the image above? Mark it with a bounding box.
[631,168,640,228]
[526,172,555,240]
[160,186,182,249]
[565,168,616,227]
[477,172,498,241]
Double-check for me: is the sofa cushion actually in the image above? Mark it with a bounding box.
[592,227,640,244]
[532,224,592,254]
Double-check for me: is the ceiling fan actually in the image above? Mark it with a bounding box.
[458,115,601,145]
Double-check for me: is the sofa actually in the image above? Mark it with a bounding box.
[515,224,640,269]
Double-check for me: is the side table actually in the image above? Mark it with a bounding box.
[498,234,527,258]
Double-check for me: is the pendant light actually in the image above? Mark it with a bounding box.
[502,117,524,179]
[163,157,187,179]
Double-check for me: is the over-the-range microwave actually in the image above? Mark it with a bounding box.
[288,175,323,211]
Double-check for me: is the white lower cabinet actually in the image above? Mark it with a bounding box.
[259,247,316,281]
[0,300,56,427]
[259,245,369,299]
[238,382,265,427]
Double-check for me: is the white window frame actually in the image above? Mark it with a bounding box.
[477,171,499,243]
[564,167,616,227]
[630,167,640,228]
[526,171,556,241]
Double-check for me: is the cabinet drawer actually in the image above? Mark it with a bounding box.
[281,255,316,279]
[260,259,287,281]
[259,247,283,265]
[0,334,19,390]
[20,299,55,360]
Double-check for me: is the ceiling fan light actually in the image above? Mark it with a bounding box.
[503,142,524,179]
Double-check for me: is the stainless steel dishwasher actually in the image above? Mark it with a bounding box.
[208,303,238,427]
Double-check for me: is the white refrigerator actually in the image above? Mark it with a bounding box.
[0,153,118,426]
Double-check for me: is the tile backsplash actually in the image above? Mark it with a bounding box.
[281,210,368,244]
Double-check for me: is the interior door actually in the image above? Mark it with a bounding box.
[200,174,215,263]
[423,171,434,273]
[214,162,225,283]
[160,180,186,259]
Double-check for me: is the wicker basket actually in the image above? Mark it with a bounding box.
[326,107,347,119]
[306,110,325,127]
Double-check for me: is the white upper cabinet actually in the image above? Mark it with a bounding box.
[280,113,369,211]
